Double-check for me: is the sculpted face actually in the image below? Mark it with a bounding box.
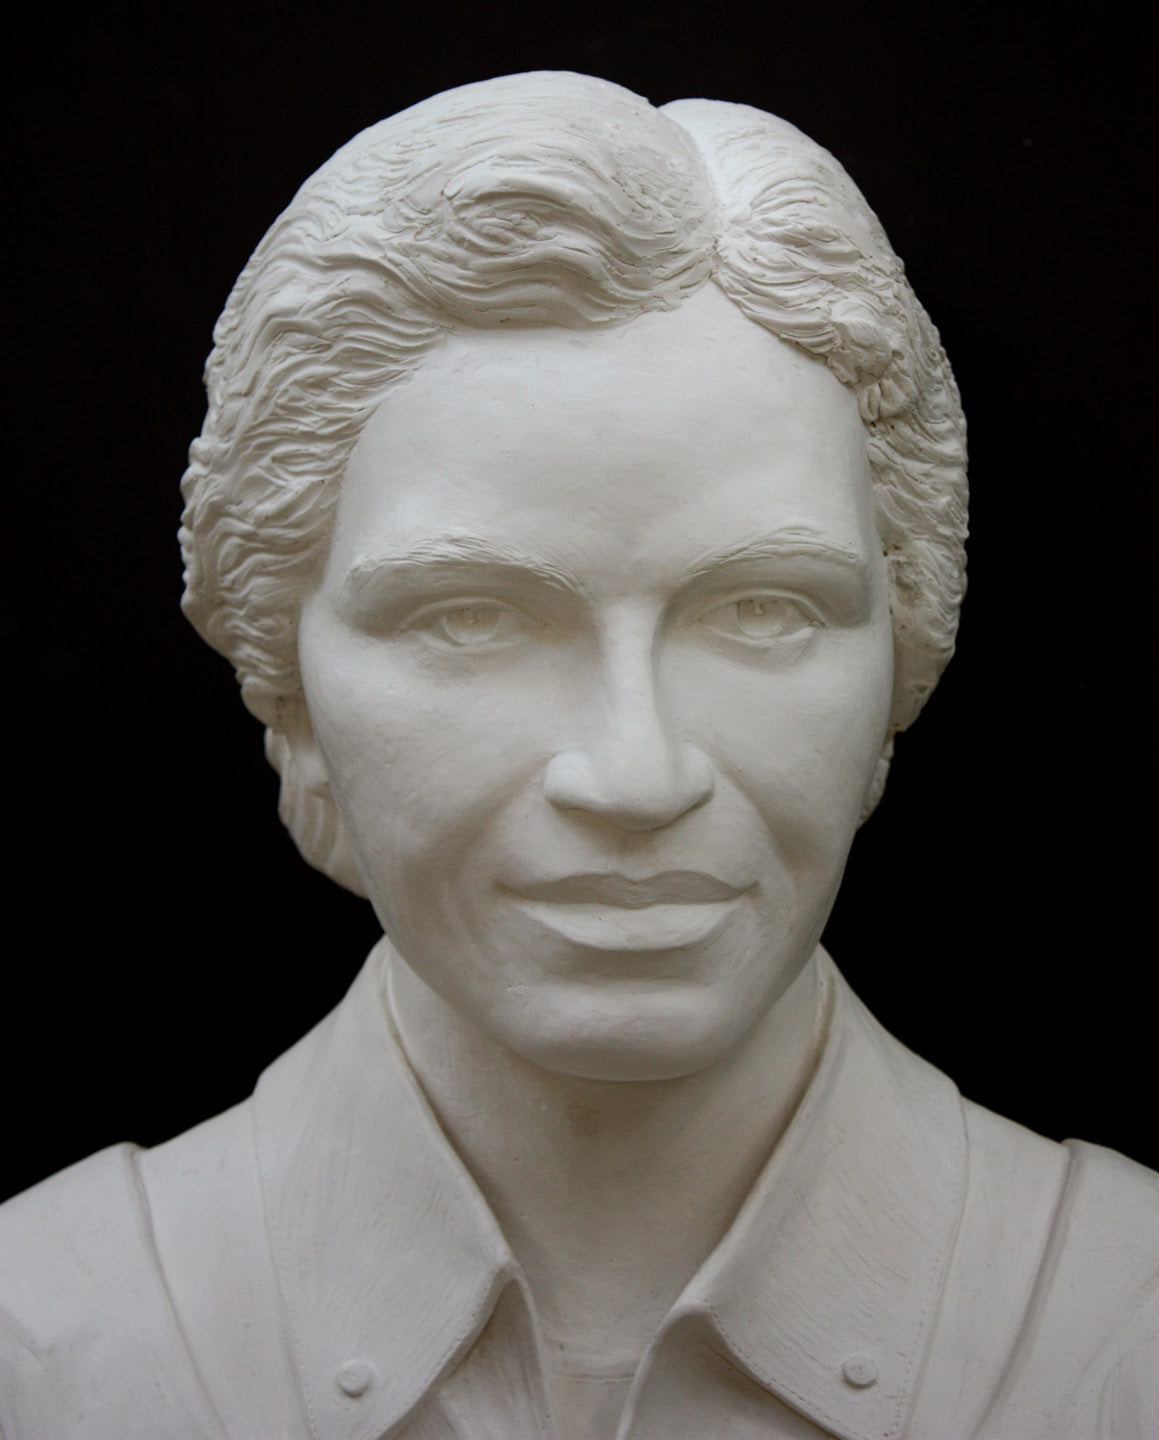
[297,283,894,1080]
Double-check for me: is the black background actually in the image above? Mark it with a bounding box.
[6,1,1156,1202]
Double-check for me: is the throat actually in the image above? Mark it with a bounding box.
[387,948,830,1382]
[546,1366,636,1440]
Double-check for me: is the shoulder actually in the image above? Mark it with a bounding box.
[0,1143,214,1438]
[965,1108,1159,1354]
[0,962,389,1439]
[0,1113,268,1440]
[924,1097,1159,1437]
[1001,1137,1159,1435]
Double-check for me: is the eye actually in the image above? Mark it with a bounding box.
[697,593,819,646]
[417,602,530,648]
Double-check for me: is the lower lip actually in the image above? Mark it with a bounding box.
[513,899,740,951]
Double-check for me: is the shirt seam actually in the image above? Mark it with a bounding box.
[964,1133,1076,1439]
[252,1089,322,1440]
[127,1146,233,1440]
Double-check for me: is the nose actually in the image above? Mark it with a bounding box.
[543,622,714,832]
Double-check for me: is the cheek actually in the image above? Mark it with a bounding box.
[305,647,552,870]
[679,637,892,857]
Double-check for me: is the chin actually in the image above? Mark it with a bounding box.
[497,984,758,1084]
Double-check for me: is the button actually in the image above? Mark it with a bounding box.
[336,1359,375,1397]
[841,1353,878,1388]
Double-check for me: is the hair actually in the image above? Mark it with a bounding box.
[179,72,968,897]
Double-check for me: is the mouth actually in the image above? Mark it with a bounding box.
[504,871,750,951]
[510,870,746,906]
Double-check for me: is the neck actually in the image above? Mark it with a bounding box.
[388,948,830,1372]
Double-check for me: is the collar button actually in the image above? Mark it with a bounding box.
[336,1359,376,1398]
[841,1353,878,1388]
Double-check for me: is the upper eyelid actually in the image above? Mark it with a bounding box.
[704,584,819,610]
[677,584,826,628]
[401,596,527,626]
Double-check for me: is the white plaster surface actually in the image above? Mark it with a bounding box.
[1,72,1155,1438]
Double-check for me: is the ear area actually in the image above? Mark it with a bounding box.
[858,736,894,825]
[264,707,370,898]
[277,695,332,798]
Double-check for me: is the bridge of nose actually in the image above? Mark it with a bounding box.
[543,602,714,830]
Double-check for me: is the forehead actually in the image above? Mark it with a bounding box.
[327,284,876,584]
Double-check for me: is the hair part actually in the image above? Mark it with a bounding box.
[180,72,967,896]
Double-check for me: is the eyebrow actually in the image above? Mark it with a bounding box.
[681,529,868,586]
[339,534,581,611]
[339,525,868,614]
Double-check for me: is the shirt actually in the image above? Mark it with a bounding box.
[1,941,1156,1439]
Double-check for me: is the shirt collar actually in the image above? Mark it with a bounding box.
[254,942,967,1440]
[666,962,968,1439]
[254,941,521,1440]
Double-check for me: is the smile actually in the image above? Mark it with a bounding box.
[505,872,749,951]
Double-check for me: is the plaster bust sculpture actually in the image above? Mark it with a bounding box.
[2,72,1156,1439]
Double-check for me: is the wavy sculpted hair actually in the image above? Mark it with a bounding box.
[180,72,968,897]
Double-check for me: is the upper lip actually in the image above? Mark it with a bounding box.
[507,871,747,908]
